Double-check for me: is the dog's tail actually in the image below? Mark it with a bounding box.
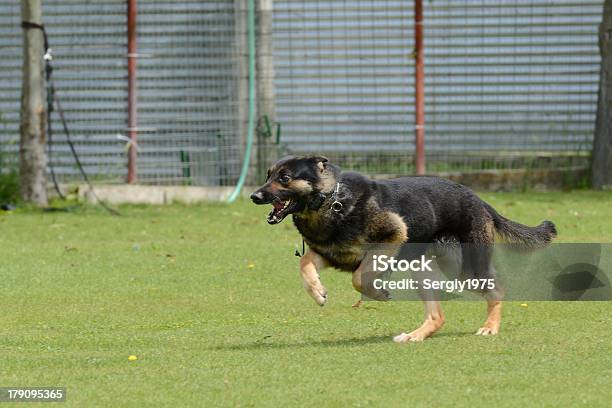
[482,201,557,248]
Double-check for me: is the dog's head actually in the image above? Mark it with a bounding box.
[250,155,336,224]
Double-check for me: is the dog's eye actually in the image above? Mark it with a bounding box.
[279,175,291,184]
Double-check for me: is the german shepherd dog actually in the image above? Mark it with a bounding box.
[251,156,557,342]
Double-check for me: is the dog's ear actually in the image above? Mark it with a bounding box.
[310,155,328,163]
[308,155,329,172]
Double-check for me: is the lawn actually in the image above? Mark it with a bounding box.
[0,191,610,407]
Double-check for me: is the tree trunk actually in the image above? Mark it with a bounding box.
[19,0,48,205]
[592,0,612,189]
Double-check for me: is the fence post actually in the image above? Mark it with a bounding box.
[235,0,248,182]
[19,0,48,205]
[256,0,276,182]
[592,0,612,189]
[414,0,426,175]
[127,0,138,183]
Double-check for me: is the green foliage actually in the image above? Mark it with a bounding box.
[0,170,19,203]
[0,140,20,203]
[0,193,610,406]
[0,111,20,203]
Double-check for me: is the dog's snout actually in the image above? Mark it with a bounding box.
[250,191,265,204]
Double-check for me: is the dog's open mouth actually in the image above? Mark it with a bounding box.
[267,198,296,224]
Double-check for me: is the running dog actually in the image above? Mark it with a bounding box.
[250,156,557,342]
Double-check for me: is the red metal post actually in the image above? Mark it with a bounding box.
[414,0,426,175]
[127,0,138,183]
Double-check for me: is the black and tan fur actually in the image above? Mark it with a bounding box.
[251,156,557,342]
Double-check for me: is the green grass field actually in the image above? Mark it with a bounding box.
[0,191,610,406]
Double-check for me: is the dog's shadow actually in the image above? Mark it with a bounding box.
[209,331,475,351]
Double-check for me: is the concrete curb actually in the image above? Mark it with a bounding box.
[76,185,252,205]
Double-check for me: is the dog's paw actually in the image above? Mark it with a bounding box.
[304,282,327,306]
[393,330,429,343]
[475,326,499,336]
[363,287,391,302]
[377,288,392,301]
[358,272,392,301]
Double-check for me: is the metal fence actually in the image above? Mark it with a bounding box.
[136,0,243,185]
[0,0,244,186]
[272,0,601,176]
[0,0,127,182]
[0,0,604,187]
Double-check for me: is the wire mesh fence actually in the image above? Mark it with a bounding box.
[0,0,127,182]
[136,0,243,185]
[0,0,604,188]
[0,0,245,186]
[271,0,600,178]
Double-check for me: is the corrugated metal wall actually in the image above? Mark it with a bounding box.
[0,2,21,170]
[273,0,602,173]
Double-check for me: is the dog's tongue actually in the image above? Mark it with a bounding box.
[273,200,284,211]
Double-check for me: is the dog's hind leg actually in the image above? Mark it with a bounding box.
[476,299,502,336]
[299,249,329,306]
[393,300,445,343]
[392,243,445,342]
[460,213,504,336]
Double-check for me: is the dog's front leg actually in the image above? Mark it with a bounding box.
[352,255,391,301]
[299,249,328,306]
